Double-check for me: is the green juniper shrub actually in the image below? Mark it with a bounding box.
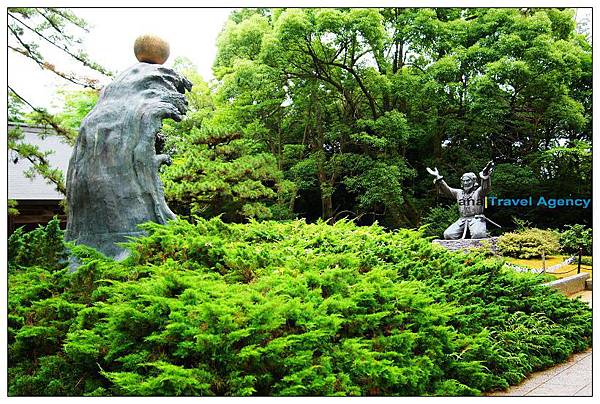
[8,217,68,272]
[420,206,459,238]
[8,199,20,216]
[8,218,591,396]
[497,228,561,259]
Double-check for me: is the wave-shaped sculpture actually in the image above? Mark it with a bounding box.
[65,62,192,259]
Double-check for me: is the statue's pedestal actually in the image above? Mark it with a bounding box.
[432,237,498,253]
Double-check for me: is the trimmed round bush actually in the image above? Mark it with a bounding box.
[497,228,561,259]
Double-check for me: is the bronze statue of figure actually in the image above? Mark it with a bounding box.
[426,161,497,239]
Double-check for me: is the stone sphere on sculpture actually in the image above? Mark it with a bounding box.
[134,34,170,64]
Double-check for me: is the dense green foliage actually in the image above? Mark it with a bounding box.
[8,218,68,272]
[9,218,591,396]
[201,7,592,229]
[497,228,561,259]
[421,205,460,238]
[159,58,296,221]
[53,88,100,132]
[559,224,592,256]
[17,8,590,231]
[8,199,20,216]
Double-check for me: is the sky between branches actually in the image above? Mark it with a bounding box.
[8,8,233,113]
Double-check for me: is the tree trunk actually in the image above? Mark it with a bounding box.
[319,172,333,220]
[315,100,333,220]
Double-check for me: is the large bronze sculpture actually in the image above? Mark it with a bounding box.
[65,36,191,259]
[426,161,497,240]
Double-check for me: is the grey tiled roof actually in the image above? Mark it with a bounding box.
[8,123,73,200]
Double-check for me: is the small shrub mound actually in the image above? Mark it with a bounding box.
[497,228,561,259]
[8,218,591,396]
[559,224,592,256]
[8,218,68,272]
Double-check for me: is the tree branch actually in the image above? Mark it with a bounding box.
[36,8,70,39]
[47,8,89,32]
[8,39,97,89]
[9,12,112,78]
[8,85,77,144]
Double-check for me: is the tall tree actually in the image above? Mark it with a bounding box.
[214,9,418,226]
[209,7,591,229]
[160,58,296,222]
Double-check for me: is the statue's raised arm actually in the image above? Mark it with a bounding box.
[427,166,459,199]
[426,166,441,181]
[479,160,494,195]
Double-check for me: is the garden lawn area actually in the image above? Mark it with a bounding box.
[506,256,592,279]
[507,255,569,269]
[8,218,592,396]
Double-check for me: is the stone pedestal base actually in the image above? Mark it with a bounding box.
[432,237,498,253]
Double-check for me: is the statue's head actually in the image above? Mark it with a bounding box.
[460,172,478,191]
